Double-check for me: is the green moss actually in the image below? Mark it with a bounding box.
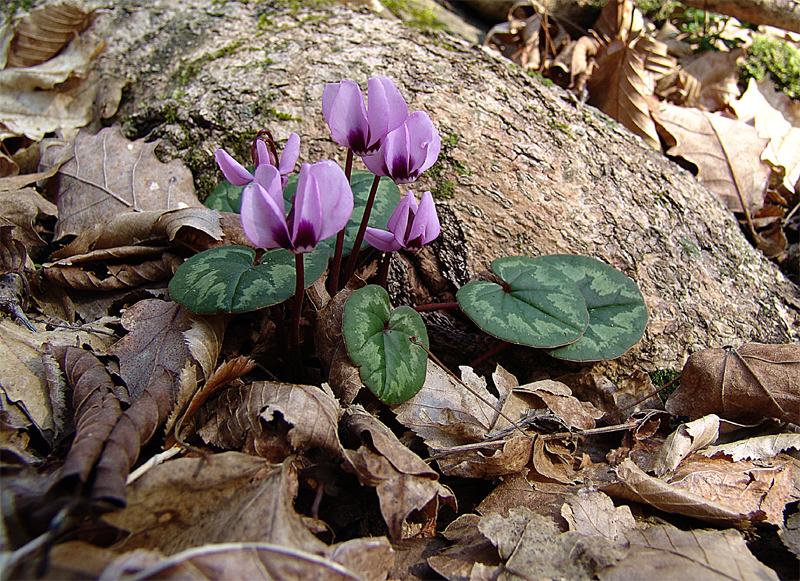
[649,369,681,404]
[528,70,555,88]
[1,0,35,22]
[635,0,681,24]
[254,103,298,121]
[173,40,245,86]
[433,179,455,200]
[741,35,800,100]
[453,160,471,176]
[381,0,445,30]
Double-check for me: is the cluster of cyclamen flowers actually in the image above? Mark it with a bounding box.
[213,76,442,265]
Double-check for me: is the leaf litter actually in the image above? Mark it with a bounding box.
[0,1,799,579]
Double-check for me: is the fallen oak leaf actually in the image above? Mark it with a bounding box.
[666,343,800,424]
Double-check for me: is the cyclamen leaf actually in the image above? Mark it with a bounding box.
[456,256,588,349]
[342,285,429,405]
[538,255,648,362]
[169,245,329,314]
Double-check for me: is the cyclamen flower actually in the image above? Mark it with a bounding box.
[364,190,440,252]
[214,132,300,188]
[241,160,353,254]
[362,111,440,184]
[322,77,409,156]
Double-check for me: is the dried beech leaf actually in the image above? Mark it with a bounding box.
[42,254,176,290]
[561,490,636,542]
[39,126,200,240]
[666,343,800,424]
[6,2,94,68]
[593,0,643,44]
[103,454,329,557]
[702,433,800,461]
[602,458,766,528]
[342,405,456,539]
[512,380,604,431]
[601,525,779,580]
[650,414,720,477]
[659,49,743,111]
[427,514,502,580]
[654,104,771,214]
[476,470,571,523]
[587,35,673,150]
[190,381,343,460]
[94,300,194,506]
[434,435,533,479]
[49,346,125,494]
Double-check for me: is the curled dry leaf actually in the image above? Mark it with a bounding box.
[39,126,200,241]
[43,253,179,290]
[189,381,343,460]
[103,454,329,557]
[649,414,720,477]
[666,343,800,424]
[342,405,456,539]
[0,189,58,247]
[601,524,779,581]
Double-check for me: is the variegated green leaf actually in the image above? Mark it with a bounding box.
[538,255,648,361]
[169,245,329,314]
[342,285,429,405]
[456,256,588,348]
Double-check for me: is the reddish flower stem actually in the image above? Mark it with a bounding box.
[468,341,510,369]
[328,149,354,295]
[413,302,460,311]
[289,253,305,380]
[377,251,391,288]
[340,174,381,290]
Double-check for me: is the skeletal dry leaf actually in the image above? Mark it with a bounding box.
[103,454,330,556]
[561,490,636,542]
[600,524,779,580]
[654,103,771,215]
[342,405,456,539]
[39,126,200,240]
[666,343,800,424]
[650,414,720,477]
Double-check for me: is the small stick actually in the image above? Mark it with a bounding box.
[409,337,532,440]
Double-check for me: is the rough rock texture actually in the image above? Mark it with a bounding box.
[90,0,798,377]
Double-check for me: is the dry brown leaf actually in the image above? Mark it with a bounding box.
[666,343,800,424]
[781,512,800,559]
[649,414,720,477]
[602,457,767,528]
[190,381,343,461]
[324,537,395,581]
[342,405,456,539]
[426,514,502,581]
[435,435,533,479]
[600,524,779,580]
[593,0,642,45]
[5,1,94,68]
[0,188,57,247]
[531,433,577,483]
[511,380,604,432]
[732,78,800,192]
[42,253,178,290]
[654,103,771,215]
[702,433,800,461]
[103,453,330,556]
[657,49,743,110]
[477,470,572,523]
[388,537,449,581]
[561,490,636,542]
[39,126,200,241]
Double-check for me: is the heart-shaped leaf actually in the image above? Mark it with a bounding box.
[456,256,588,348]
[205,170,400,254]
[342,285,429,404]
[537,255,648,361]
[169,245,329,314]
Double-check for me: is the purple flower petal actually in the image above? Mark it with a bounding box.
[322,81,370,154]
[241,182,291,250]
[364,227,402,252]
[253,140,271,167]
[411,190,440,247]
[301,160,354,242]
[386,190,416,234]
[279,132,300,175]
[292,165,324,253]
[214,148,254,186]
[367,77,409,147]
[252,165,286,210]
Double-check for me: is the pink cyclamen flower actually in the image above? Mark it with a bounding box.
[214,132,300,188]
[241,160,353,254]
[362,111,441,184]
[364,190,440,252]
[322,77,409,156]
